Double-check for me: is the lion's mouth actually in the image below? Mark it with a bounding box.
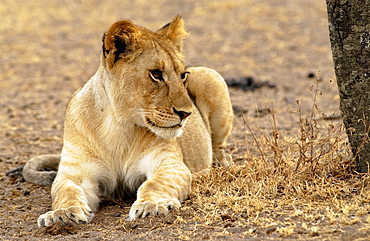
[146,118,181,129]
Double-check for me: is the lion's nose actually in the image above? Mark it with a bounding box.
[173,107,192,120]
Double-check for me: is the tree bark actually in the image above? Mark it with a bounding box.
[326,0,370,172]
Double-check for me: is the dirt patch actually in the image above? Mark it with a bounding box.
[1,0,370,240]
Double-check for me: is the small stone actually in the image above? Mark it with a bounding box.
[266,226,277,234]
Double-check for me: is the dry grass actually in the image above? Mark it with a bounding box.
[183,77,370,238]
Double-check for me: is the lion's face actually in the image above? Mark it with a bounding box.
[101,16,193,139]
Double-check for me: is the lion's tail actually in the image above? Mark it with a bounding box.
[22,154,60,186]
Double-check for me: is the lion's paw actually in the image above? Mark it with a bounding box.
[127,198,181,221]
[37,206,94,227]
[213,148,232,167]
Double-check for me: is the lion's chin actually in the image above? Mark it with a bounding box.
[144,117,186,139]
[148,125,183,139]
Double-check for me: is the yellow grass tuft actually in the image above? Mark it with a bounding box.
[278,226,294,237]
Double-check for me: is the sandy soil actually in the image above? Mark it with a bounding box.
[2,0,366,240]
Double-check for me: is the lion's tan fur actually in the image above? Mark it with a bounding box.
[26,15,233,227]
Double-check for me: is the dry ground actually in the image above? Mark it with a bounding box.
[1,0,370,240]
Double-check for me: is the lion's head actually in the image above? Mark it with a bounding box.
[100,15,193,139]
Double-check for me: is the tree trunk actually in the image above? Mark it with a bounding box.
[326,0,370,172]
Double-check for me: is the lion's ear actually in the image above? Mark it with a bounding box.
[102,20,141,69]
[155,15,188,52]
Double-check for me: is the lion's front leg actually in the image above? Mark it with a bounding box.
[127,155,191,221]
[37,160,101,227]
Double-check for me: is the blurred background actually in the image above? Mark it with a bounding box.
[0,0,334,85]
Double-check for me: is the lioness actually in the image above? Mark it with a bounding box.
[23,15,233,227]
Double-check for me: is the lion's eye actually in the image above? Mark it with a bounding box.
[181,72,190,82]
[149,69,164,82]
